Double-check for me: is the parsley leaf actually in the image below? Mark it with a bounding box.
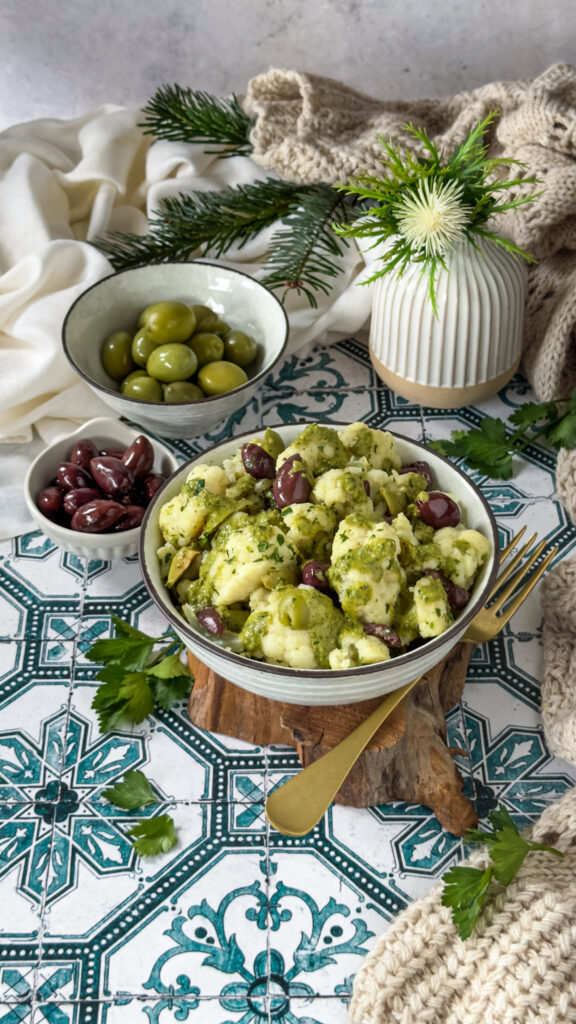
[430,419,514,479]
[441,804,564,939]
[102,769,157,810]
[430,388,576,479]
[128,814,178,856]
[88,618,193,731]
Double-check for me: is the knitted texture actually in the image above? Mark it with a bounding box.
[348,786,576,1024]
[540,554,576,764]
[244,63,576,402]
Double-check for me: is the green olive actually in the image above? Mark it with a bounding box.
[121,375,163,401]
[187,332,225,367]
[278,591,311,630]
[197,360,248,396]
[212,319,230,337]
[122,368,149,384]
[132,328,159,367]
[190,304,219,332]
[224,329,259,367]
[263,428,285,460]
[141,301,196,343]
[163,381,205,403]
[146,343,198,383]
[101,331,136,380]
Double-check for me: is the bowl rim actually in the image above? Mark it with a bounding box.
[24,416,178,543]
[61,261,290,407]
[139,422,501,678]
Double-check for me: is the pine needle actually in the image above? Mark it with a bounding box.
[141,84,253,157]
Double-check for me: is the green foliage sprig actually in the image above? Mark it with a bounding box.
[441,805,563,939]
[87,616,193,732]
[140,83,253,156]
[332,113,542,311]
[102,769,178,857]
[430,388,576,478]
[98,179,359,308]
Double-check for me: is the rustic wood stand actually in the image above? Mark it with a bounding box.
[187,643,477,836]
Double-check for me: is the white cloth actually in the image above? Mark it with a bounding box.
[0,104,375,446]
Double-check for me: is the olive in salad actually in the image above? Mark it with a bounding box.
[155,422,492,671]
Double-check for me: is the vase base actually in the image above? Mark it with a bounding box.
[369,351,521,408]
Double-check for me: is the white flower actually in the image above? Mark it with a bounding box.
[395,178,471,258]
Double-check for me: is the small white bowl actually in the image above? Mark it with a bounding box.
[62,262,289,439]
[24,417,178,561]
[139,423,500,706]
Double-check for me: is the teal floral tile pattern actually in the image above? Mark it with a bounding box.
[2,336,576,1022]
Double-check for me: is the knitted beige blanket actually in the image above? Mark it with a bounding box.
[245,63,576,403]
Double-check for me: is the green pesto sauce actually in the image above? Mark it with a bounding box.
[344,425,374,459]
[417,577,446,603]
[241,612,271,655]
[291,423,347,474]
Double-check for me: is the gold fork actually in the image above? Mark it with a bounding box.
[265,529,558,837]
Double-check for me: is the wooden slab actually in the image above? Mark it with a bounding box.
[187,643,477,836]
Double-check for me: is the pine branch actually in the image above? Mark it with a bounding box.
[262,186,357,307]
[140,84,253,157]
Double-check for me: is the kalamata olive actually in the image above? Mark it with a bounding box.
[71,499,125,532]
[62,487,104,517]
[424,569,470,612]
[301,560,332,593]
[56,462,94,492]
[141,473,166,504]
[272,454,311,508]
[399,461,434,489]
[362,623,403,647]
[415,491,461,529]
[36,486,65,521]
[196,606,224,637]
[98,448,126,460]
[89,456,135,496]
[241,442,276,480]
[115,505,146,531]
[363,480,370,497]
[69,439,98,470]
[121,434,155,480]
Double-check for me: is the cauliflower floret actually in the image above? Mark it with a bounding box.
[276,423,347,477]
[158,481,236,548]
[391,513,419,548]
[434,526,492,589]
[201,522,299,606]
[328,538,405,625]
[185,463,228,495]
[332,514,401,561]
[241,586,344,669]
[411,576,453,637]
[157,542,177,581]
[338,422,401,471]
[312,467,373,518]
[328,628,391,669]
[282,502,338,560]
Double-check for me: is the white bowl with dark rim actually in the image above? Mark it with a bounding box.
[139,423,500,706]
[62,262,289,439]
[24,417,178,561]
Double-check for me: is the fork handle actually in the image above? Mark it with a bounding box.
[265,677,420,836]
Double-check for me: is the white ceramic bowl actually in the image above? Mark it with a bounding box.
[139,423,500,706]
[62,262,289,439]
[24,417,179,561]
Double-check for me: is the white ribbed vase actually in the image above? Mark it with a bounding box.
[369,237,527,407]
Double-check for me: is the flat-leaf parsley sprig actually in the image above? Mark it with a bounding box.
[87,616,193,732]
[429,388,576,479]
[332,112,542,312]
[441,805,563,940]
[102,769,178,857]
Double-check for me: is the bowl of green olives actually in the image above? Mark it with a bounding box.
[24,417,179,561]
[62,262,289,439]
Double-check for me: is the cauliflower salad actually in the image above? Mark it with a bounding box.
[156,422,491,671]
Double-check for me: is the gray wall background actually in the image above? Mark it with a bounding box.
[0,0,574,129]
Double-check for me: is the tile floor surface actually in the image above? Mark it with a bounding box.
[1,336,576,1023]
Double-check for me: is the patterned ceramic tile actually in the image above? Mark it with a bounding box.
[2,338,575,1023]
